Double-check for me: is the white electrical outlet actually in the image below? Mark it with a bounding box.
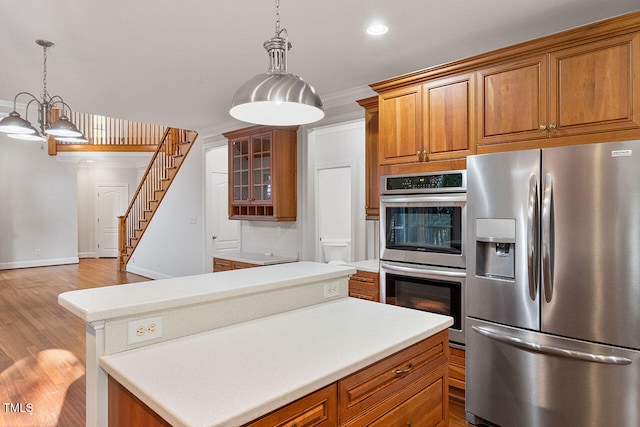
[127,316,163,344]
[324,281,340,298]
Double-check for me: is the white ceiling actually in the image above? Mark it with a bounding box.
[1,0,638,139]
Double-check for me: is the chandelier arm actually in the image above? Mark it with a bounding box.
[24,99,40,120]
[12,91,41,110]
[48,96,74,115]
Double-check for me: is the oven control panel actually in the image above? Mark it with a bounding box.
[382,171,466,193]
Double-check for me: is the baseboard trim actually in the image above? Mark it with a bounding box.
[78,252,97,259]
[0,257,79,270]
[125,264,171,280]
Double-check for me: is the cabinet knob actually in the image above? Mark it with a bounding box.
[539,124,547,131]
[212,235,217,240]
[549,123,557,130]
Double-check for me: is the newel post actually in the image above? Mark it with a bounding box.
[117,215,126,271]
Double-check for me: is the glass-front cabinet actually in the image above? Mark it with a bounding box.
[224,125,297,221]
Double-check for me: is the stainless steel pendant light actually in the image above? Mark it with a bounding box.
[0,40,86,142]
[230,0,324,126]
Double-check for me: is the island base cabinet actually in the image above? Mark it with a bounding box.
[244,384,337,427]
[369,374,446,427]
[107,331,448,427]
[338,330,448,426]
[108,376,171,427]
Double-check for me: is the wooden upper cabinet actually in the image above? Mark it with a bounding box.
[423,72,476,160]
[549,32,640,136]
[378,85,423,165]
[478,31,640,147]
[357,96,380,219]
[477,54,549,145]
[223,125,297,221]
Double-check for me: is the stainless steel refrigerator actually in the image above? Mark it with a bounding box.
[465,140,640,427]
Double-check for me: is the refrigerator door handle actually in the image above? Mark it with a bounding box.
[527,175,539,300]
[542,173,554,303]
[472,326,632,365]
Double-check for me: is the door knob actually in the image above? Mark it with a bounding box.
[212,235,218,240]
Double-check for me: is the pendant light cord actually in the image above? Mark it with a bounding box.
[42,43,50,102]
[275,0,281,36]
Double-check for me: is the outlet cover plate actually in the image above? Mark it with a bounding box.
[324,281,340,298]
[127,316,163,345]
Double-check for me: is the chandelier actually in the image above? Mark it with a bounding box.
[229,0,324,126]
[0,40,86,142]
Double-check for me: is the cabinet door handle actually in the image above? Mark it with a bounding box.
[539,124,547,131]
[407,423,413,427]
[393,363,413,375]
[549,123,557,130]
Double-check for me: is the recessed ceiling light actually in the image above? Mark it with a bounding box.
[367,23,389,36]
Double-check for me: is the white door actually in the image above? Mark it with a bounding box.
[208,171,239,255]
[317,165,352,262]
[97,184,128,258]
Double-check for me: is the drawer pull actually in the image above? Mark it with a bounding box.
[393,363,413,375]
[407,423,413,427]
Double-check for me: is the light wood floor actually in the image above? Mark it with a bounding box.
[0,259,148,426]
[0,259,473,426]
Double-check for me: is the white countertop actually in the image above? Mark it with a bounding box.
[346,259,380,273]
[101,297,452,427]
[212,251,298,265]
[58,262,351,322]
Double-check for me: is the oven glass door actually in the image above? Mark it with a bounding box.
[380,194,466,268]
[386,273,461,329]
[385,206,462,253]
[381,262,465,344]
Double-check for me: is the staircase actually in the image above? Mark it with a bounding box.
[117,128,198,271]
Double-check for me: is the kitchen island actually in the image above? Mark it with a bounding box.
[59,262,452,426]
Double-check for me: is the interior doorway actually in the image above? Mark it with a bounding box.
[316,164,353,263]
[96,184,128,258]
[205,145,239,271]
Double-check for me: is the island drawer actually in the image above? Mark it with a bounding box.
[368,371,447,427]
[348,270,380,302]
[243,383,337,427]
[338,330,448,424]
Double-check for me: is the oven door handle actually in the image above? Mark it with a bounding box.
[380,262,466,279]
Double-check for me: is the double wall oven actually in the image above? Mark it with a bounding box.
[380,171,466,345]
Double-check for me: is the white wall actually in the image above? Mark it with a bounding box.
[0,136,79,269]
[127,138,205,279]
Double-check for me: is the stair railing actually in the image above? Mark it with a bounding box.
[117,128,198,270]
